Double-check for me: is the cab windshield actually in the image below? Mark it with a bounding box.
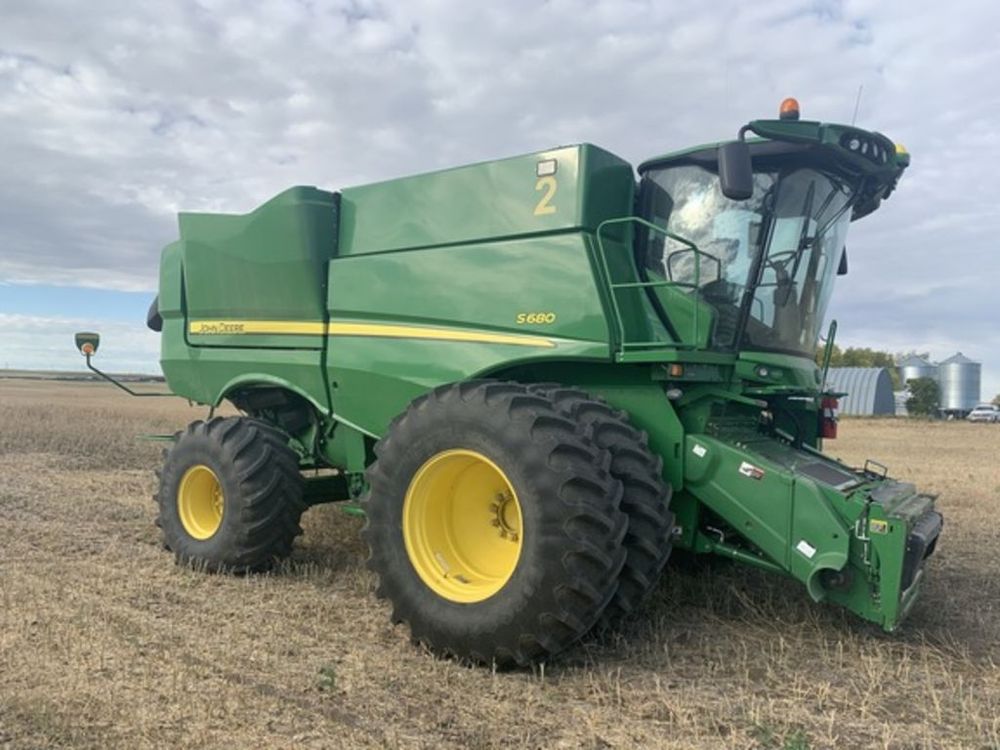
[640,162,854,357]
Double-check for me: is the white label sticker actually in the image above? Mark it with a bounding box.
[692,444,707,458]
[869,519,889,535]
[796,540,817,559]
[536,159,557,177]
[738,461,765,480]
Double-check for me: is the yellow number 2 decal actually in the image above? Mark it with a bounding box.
[533,176,557,216]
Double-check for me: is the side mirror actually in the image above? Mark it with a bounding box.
[719,141,754,200]
[75,331,100,356]
[146,296,163,332]
[837,248,849,276]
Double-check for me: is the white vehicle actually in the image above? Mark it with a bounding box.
[967,404,1000,423]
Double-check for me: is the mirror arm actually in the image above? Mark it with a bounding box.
[84,353,174,398]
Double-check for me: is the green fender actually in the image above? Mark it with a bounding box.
[214,373,329,414]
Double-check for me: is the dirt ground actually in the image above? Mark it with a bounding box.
[1,379,998,749]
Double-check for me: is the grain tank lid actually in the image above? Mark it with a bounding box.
[178,186,339,238]
[940,352,978,365]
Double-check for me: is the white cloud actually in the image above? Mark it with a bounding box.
[0,313,159,373]
[0,0,997,396]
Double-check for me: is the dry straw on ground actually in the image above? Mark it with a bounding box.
[1,379,998,749]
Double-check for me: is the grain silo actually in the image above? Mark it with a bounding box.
[897,354,937,387]
[825,368,896,416]
[938,353,981,416]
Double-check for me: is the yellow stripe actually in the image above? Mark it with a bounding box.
[188,320,555,348]
[327,322,555,348]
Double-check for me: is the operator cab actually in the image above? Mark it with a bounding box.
[635,101,907,361]
[638,142,852,358]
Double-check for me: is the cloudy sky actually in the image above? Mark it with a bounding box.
[1,0,998,399]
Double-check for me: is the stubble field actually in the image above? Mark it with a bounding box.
[1,379,998,749]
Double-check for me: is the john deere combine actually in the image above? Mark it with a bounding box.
[80,99,942,666]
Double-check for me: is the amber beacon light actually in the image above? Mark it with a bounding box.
[779,97,801,120]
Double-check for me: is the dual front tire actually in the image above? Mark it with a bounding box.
[363,381,673,667]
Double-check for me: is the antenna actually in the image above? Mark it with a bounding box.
[851,84,864,125]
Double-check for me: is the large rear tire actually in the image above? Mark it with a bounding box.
[362,381,627,667]
[156,417,306,572]
[530,385,674,624]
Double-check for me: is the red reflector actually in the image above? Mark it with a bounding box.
[820,397,839,439]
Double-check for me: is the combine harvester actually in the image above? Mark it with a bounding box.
[78,99,942,666]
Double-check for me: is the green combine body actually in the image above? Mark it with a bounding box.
[107,102,941,665]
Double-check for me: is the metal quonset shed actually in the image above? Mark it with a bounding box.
[826,368,897,416]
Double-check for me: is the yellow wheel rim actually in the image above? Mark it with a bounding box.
[178,465,225,540]
[403,449,523,603]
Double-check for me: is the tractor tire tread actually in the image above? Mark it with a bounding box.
[362,380,627,667]
[156,416,305,573]
[527,384,674,624]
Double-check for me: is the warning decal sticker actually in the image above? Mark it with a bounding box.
[738,461,765,480]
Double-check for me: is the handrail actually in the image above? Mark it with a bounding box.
[594,216,704,354]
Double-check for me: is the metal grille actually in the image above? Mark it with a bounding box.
[797,461,859,490]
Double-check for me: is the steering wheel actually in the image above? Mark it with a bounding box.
[762,250,798,274]
[761,250,800,310]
